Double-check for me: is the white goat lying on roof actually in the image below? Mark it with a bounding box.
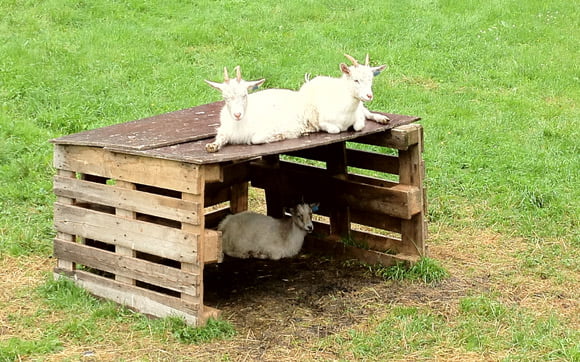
[300,54,389,134]
[204,66,307,152]
[219,203,319,260]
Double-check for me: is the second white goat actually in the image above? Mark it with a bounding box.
[299,54,389,134]
[218,203,318,260]
[204,66,307,152]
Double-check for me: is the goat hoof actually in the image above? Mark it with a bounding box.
[375,115,391,124]
[205,143,220,153]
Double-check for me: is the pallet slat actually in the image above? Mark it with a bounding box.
[53,144,202,194]
[54,270,199,325]
[54,176,200,225]
[53,238,199,294]
[54,203,199,263]
[250,160,422,220]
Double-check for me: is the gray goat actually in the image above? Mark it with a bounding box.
[218,203,318,260]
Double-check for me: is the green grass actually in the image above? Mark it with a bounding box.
[1,0,578,359]
[328,295,579,360]
[372,257,450,283]
[0,277,235,360]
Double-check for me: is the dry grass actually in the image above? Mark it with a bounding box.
[2,221,577,360]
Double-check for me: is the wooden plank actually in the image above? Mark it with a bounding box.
[203,229,223,263]
[181,187,204,319]
[54,203,198,263]
[114,180,136,285]
[262,155,285,218]
[54,270,199,326]
[325,142,351,238]
[204,206,230,230]
[53,175,200,225]
[124,114,420,165]
[355,124,421,151]
[50,102,224,151]
[53,144,202,194]
[53,238,199,294]
[349,229,402,254]
[250,160,422,220]
[54,169,76,272]
[346,149,400,175]
[398,124,426,256]
[303,233,419,267]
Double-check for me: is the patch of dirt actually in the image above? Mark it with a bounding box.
[198,251,491,360]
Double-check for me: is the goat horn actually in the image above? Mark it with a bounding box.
[223,67,230,83]
[365,53,370,66]
[234,65,242,82]
[344,53,359,66]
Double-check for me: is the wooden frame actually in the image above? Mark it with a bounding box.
[51,102,426,326]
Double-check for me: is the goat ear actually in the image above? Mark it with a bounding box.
[340,63,351,75]
[204,79,225,91]
[372,64,387,77]
[310,203,320,212]
[246,78,266,91]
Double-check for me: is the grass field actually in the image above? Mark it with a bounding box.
[1,0,578,360]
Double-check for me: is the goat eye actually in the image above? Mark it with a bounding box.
[354,80,360,84]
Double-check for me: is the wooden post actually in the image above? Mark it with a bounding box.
[398,124,426,257]
[54,169,76,273]
[114,180,136,285]
[263,155,285,218]
[325,142,351,239]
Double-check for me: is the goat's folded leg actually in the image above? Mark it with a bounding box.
[251,133,286,144]
[363,106,390,124]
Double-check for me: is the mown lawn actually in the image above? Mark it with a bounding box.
[1,0,578,360]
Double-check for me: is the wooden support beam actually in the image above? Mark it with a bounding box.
[398,124,426,257]
[325,142,351,239]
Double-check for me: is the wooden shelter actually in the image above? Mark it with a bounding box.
[51,102,426,326]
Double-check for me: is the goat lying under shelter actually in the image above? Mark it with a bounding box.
[218,203,319,260]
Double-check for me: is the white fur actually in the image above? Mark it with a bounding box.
[218,203,318,260]
[205,67,308,152]
[299,54,389,134]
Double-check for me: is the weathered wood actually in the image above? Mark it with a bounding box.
[346,149,400,176]
[204,206,230,230]
[54,169,76,272]
[250,160,422,220]
[53,145,202,194]
[398,124,426,256]
[230,182,249,214]
[50,102,224,151]
[355,124,421,151]
[303,231,419,267]
[114,180,136,285]
[114,113,420,164]
[326,142,351,238]
[54,238,199,294]
[54,203,199,262]
[262,155,285,218]
[181,167,205,321]
[54,270,199,325]
[204,229,223,263]
[54,176,200,225]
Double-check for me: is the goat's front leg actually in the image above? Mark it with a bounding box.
[363,106,390,124]
[205,133,228,152]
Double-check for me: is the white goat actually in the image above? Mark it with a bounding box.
[299,54,389,134]
[204,66,307,152]
[218,203,318,260]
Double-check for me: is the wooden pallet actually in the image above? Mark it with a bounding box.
[51,102,425,325]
